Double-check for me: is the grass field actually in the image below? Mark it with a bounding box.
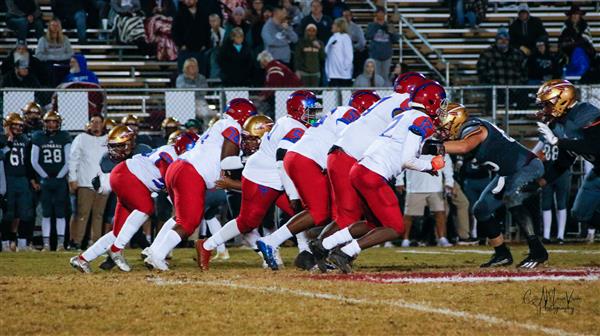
[1,244,599,335]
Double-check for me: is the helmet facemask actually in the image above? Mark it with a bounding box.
[108,141,133,161]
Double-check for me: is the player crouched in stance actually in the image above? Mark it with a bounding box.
[312,81,447,273]
[69,127,198,273]
[436,103,548,268]
[535,80,600,244]
[144,98,256,271]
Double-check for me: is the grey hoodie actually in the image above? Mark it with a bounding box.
[35,36,73,62]
[261,18,298,63]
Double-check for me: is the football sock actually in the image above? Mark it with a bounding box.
[204,218,240,251]
[557,209,567,240]
[153,217,176,248]
[153,230,181,261]
[296,230,310,253]
[494,243,510,256]
[81,232,116,262]
[340,239,361,257]
[542,210,552,240]
[42,217,51,246]
[112,210,149,251]
[322,227,353,250]
[17,239,27,249]
[206,217,225,253]
[57,217,66,247]
[199,219,207,237]
[242,228,260,250]
[471,218,478,239]
[262,225,292,248]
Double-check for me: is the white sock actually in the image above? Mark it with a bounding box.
[17,239,27,249]
[588,228,596,237]
[471,217,478,238]
[153,229,181,261]
[145,234,152,243]
[296,230,310,253]
[203,218,240,251]
[242,229,260,250]
[322,227,353,250]
[81,232,116,262]
[113,210,149,250]
[340,239,361,257]
[42,217,51,241]
[262,225,293,248]
[542,210,552,239]
[152,217,176,253]
[557,209,567,240]
[56,217,66,246]
[205,217,225,253]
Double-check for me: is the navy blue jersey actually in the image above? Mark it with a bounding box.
[100,143,152,173]
[458,118,534,176]
[31,130,72,176]
[2,134,31,177]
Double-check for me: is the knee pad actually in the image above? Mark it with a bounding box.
[509,205,535,237]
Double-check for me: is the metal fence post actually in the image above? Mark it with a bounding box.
[492,86,497,123]
[504,86,509,133]
[399,17,403,64]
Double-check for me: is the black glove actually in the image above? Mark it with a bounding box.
[91,176,101,191]
[421,139,445,156]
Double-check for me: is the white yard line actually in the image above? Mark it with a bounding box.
[148,277,590,336]
[396,249,600,255]
[366,274,600,284]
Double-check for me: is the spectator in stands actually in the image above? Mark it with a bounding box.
[1,40,49,87]
[176,58,211,120]
[294,24,324,87]
[508,4,547,57]
[342,8,367,78]
[1,60,41,89]
[262,6,298,66]
[248,0,267,49]
[172,0,222,73]
[83,0,109,32]
[68,115,108,249]
[366,6,399,78]
[218,27,254,87]
[325,17,353,87]
[298,0,333,45]
[477,28,526,85]
[5,0,45,40]
[207,14,226,79]
[145,3,178,61]
[110,0,148,49]
[52,0,88,43]
[35,19,74,87]
[224,7,251,40]
[388,62,408,84]
[354,58,386,88]
[63,53,100,84]
[453,0,477,29]
[256,50,301,116]
[322,0,344,19]
[581,55,600,84]
[282,0,303,30]
[559,5,595,76]
[397,154,455,247]
[527,36,562,84]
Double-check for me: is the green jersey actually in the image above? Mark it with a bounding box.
[31,130,72,177]
[2,134,31,177]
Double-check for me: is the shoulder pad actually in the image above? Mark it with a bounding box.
[282,128,305,143]
[573,102,600,129]
[408,116,435,138]
[459,119,483,139]
[137,144,153,155]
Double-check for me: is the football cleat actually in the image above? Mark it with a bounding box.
[480,252,513,268]
[309,239,330,273]
[99,255,116,270]
[108,249,131,272]
[328,248,354,274]
[195,239,212,271]
[41,244,50,252]
[56,244,65,252]
[456,237,479,246]
[144,254,169,271]
[517,249,548,269]
[401,239,411,248]
[141,247,150,260]
[257,240,279,270]
[70,256,92,273]
[294,250,317,271]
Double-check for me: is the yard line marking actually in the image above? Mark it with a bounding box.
[396,249,600,255]
[148,277,589,336]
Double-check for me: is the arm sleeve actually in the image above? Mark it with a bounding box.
[401,132,433,172]
[442,154,454,187]
[0,161,6,195]
[285,26,298,43]
[262,24,284,47]
[56,143,70,178]
[532,141,544,154]
[31,144,48,178]
[68,135,81,182]
[59,39,73,61]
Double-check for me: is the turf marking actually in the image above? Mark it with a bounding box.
[148,277,589,336]
[396,249,600,255]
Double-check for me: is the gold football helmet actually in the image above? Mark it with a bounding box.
[107,125,135,161]
[208,115,221,128]
[437,102,468,140]
[3,112,25,135]
[243,115,274,137]
[104,118,117,131]
[43,110,62,133]
[161,117,180,130]
[536,79,576,119]
[121,114,140,132]
[21,102,43,116]
[167,130,183,145]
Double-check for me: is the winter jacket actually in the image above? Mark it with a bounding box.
[1,70,41,88]
[217,40,254,87]
[325,32,353,80]
[0,48,49,86]
[298,14,333,45]
[527,50,562,81]
[477,44,526,85]
[6,0,41,18]
[64,53,99,84]
[261,18,298,63]
[294,37,324,74]
[509,16,548,51]
[175,72,208,100]
[365,22,399,61]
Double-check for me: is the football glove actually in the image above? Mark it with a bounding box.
[421,139,445,156]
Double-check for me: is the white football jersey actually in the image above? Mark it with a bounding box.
[180,115,242,189]
[243,116,307,190]
[360,109,436,180]
[290,106,360,169]
[335,92,411,160]
[125,144,178,193]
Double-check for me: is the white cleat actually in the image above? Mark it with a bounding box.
[141,247,151,260]
[56,245,65,252]
[108,249,131,272]
[586,231,596,244]
[383,241,394,248]
[41,244,50,252]
[144,254,169,271]
[437,237,453,247]
[70,256,92,273]
[401,239,410,248]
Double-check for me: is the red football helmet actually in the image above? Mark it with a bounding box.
[410,80,447,119]
[349,90,381,113]
[173,130,200,155]
[286,90,321,124]
[225,98,258,126]
[393,72,427,95]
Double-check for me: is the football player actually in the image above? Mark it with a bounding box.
[121,114,154,147]
[143,98,257,271]
[311,81,447,273]
[199,91,320,270]
[21,102,44,134]
[536,79,600,244]
[256,90,381,270]
[31,111,72,251]
[435,103,548,268]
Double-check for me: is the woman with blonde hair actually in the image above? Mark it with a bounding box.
[176,57,212,121]
[325,17,353,87]
[35,18,73,86]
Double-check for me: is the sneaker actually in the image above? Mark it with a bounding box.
[328,248,354,274]
[195,239,212,271]
[401,239,410,248]
[99,255,116,270]
[56,244,65,252]
[456,237,479,246]
[517,249,548,269]
[144,254,169,271]
[70,256,92,273]
[309,239,330,273]
[214,249,230,261]
[108,249,131,272]
[480,251,513,268]
[294,250,317,271]
[383,241,394,248]
[41,244,50,252]
[141,247,150,260]
[437,237,453,247]
[257,240,279,270]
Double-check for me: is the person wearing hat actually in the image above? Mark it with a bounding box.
[559,4,595,61]
[1,39,49,86]
[5,0,45,40]
[526,35,562,84]
[294,23,325,87]
[509,4,547,57]
[0,59,42,89]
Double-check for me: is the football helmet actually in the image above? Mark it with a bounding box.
[536,79,576,120]
[410,80,447,119]
[171,130,199,155]
[167,130,183,145]
[161,117,180,130]
[393,72,427,95]
[349,90,380,113]
[107,125,135,161]
[121,114,139,132]
[287,90,321,125]
[104,118,117,131]
[224,98,258,126]
[3,112,25,136]
[43,110,62,134]
[437,102,468,140]
[242,115,274,156]
[21,101,43,130]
